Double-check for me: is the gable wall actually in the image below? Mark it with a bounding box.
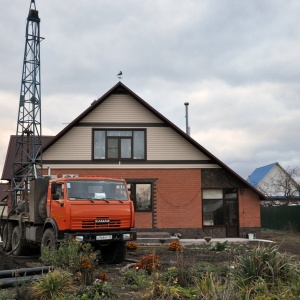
[42,93,211,165]
[82,94,164,123]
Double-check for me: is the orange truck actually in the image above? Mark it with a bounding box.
[1,176,136,264]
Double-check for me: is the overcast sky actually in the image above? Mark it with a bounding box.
[1,0,300,181]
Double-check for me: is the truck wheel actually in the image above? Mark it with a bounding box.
[11,226,27,256]
[41,228,56,249]
[38,193,47,221]
[101,241,126,264]
[2,222,14,251]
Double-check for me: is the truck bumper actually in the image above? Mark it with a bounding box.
[64,229,137,243]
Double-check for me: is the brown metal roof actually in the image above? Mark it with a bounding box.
[1,135,54,181]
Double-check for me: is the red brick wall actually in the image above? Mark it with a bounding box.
[44,168,261,235]
[153,169,202,228]
[238,189,261,228]
[135,212,152,228]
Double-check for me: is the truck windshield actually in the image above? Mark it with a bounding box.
[66,180,128,201]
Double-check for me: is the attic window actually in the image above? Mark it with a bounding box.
[93,129,146,161]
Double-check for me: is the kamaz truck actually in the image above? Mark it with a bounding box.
[0,176,136,264]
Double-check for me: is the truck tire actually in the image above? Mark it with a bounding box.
[11,226,27,256]
[38,193,47,221]
[41,228,56,249]
[2,222,14,252]
[101,241,126,264]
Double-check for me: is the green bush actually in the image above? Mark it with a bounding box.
[120,269,151,291]
[144,272,192,300]
[210,240,228,251]
[30,270,75,300]
[0,290,15,300]
[233,245,299,286]
[40,241,97,283]
[75,281,116,300]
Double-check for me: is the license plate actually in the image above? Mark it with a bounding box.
[96,235,112,241]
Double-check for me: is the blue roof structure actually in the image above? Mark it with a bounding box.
[248,163,277,187]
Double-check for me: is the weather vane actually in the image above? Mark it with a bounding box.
[117,71,123,80]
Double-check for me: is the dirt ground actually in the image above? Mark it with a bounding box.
[260,229,300,260]
[0,230,300,299]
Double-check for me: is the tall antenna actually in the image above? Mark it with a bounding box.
[11,0,44,208]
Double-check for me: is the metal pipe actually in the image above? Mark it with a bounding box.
[0,274,41,288]
[184,102,190,135]
[0,266,53,278]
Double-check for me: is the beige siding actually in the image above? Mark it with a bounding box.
[147,127,208,160]
[82,94,163,124]
[43,126,209,161]
[43,127,92,160]
[42,93,210,164]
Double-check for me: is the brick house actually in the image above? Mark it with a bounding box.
[1,82,265,238]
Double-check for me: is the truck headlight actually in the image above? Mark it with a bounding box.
[75,236,84,242]
[123,233,131,240]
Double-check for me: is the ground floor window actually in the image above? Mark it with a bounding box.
[127,182,152,211]
[202,189,237,226]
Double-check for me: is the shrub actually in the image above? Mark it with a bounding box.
[168,240,183,251]
[161,266,180,285]
[192,262,216,278]
[126,241,138,251]
[75,281,116,299]
[210,240,228,251]
[233,245,300,293]
[120,269,151,291]
[79,256,96,285]
[30,270,75,300]
[40,241,97,283]
[144,272,194,300]
[0,290,15,300]
[135,253,162,274]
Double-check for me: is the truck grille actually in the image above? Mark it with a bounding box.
[82,217,121,229]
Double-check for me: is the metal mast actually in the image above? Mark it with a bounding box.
[11,0,44,208]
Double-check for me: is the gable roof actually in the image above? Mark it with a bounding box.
[248,163,277,187]
[1,135,54,181]
[42,81,266,200]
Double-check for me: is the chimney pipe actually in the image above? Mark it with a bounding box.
[184,102,190,135]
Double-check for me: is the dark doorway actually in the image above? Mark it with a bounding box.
[225,199,238,237]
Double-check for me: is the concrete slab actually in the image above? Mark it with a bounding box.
[178,238,275,245]
[136,237,275,246]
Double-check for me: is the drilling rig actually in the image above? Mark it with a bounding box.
[11,0,43,210]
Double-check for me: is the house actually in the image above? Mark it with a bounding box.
[1,135,54,201]
[248,162,300,205]
[1,82,265,238]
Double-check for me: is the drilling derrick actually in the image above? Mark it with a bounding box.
[11,0,44,208]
